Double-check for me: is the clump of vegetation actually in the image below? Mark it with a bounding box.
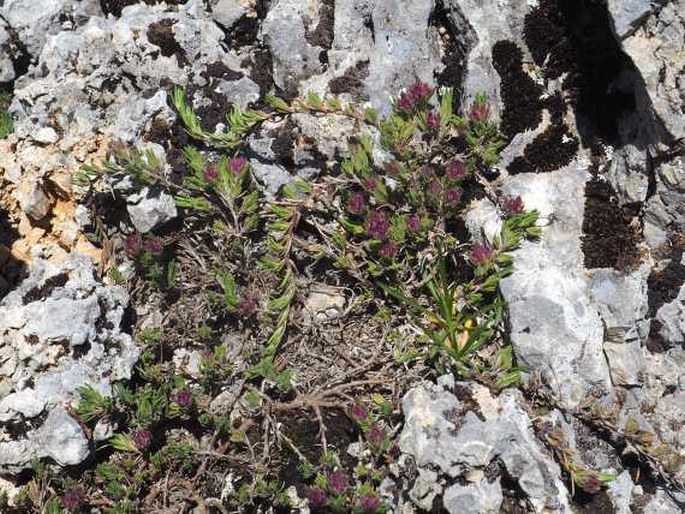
[0,89,13,139]
[5,81,555,512]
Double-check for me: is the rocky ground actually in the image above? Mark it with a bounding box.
[0,0,684,513]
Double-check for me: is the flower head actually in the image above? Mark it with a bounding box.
[307,487,328,507]
[426,111,440,131]
[229,156,247,173]
[62,489,85,510]
[144,236,164,256]
[132,428,153,450]
[327,470,349,495]
[364,176,379,191]
[237,296,258,316]
[420,166,435,180]
[349,403,368,422]
[379,242,397,259]
[125,233,143,255]
[360,493,381,512]
[204,165,219,181]
[347,192,367,214]
[447,160,466,180]
[503,195,525,215]
[367,424,387,445]
[444,187,462,206]
[395,92,416,112]
[469,102,490,122]
[406,214,422,232]
[426,180,442,198]
[409,81,433,100]
[471,243,495,264]
[175,389,193,407]
[577,474,603,494]
[384,160,400,176]
[365,210,390,240]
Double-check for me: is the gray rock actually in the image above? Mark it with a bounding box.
[0,408,89,471]
[643,155,685,248]
[127,187,178,233]
[607,470,635,514]
[1,0,66,57]
[399,379,571,512]
[604,145,649,204]
[33,127,59,144]
[607,0,654,38]
[16,181,51,221]
[262,0,325,96]
[211,0,254,28]
[619,1,685,139]
[249,160,293,197]
[443,0,532,118]
[654,285,685,346]
[442,480,503,514]
[498,159,612,408]
[0,254,138,472]
[0,21,16,83]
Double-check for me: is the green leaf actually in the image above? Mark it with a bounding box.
[266,95,291,113]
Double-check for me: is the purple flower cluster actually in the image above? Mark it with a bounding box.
[471,243,495,264]
[360,493,381,512]
[348,192,367,214]
[125,234,164,256]
[425,111,440,130]
[328,470,349,495]
[379,242,397,259]
[175,389,193,407]
[502,195,525,215]
[237,296,258,316]
[307,487,328,508]
[367,424,387,446]
[395,81,434,112]
[444,187,461,205]
[447,160,466,180]
[229,156,247,173]
[406,215,421,232]
[364,176,379,191]
[365,210,390,240]
[62,489,85,510]
[469,102,490,122]
[349,402,368,421]
[132,428,153,450]
[204,164,219,182]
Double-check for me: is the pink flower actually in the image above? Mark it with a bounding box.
[447,160,466,180]
[144,236,164,256]
[364,176,379,191]
[406,215,421,232]
[237,296,258,316]
[426,111,440,130]
[471,243,494,264]
[420,166,435,180]
[409,81,433,100]
[349,403,368,421]
[469,102,490,122]
[347,192,367,214]
[503,195,525,215]
[125,233,143,255]
[379,242,397,259]
[175,389,193,407]
[368,424,387,445]
[365,210,390,240]
[444,187,462,205]
[132,428,153,449]
[307,487,328,507]
[62,489,85,510]
[327,470,349,495]
[395,93,416,112]
[229,156,247,173]
[426,180,442,198]
[204,165,219,181]
[360,493,381,512]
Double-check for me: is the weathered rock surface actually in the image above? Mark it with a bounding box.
[399,377,572,513]
[0,254,138,472]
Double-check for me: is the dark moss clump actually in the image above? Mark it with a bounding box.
[508,124,578,174]
[581,179,641,270]
[491,40,544,139]
[328,61,370,101]
[523,0,640,144]
[647,242,685,317]
[147,19,187,66]
[305,0,335,51]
